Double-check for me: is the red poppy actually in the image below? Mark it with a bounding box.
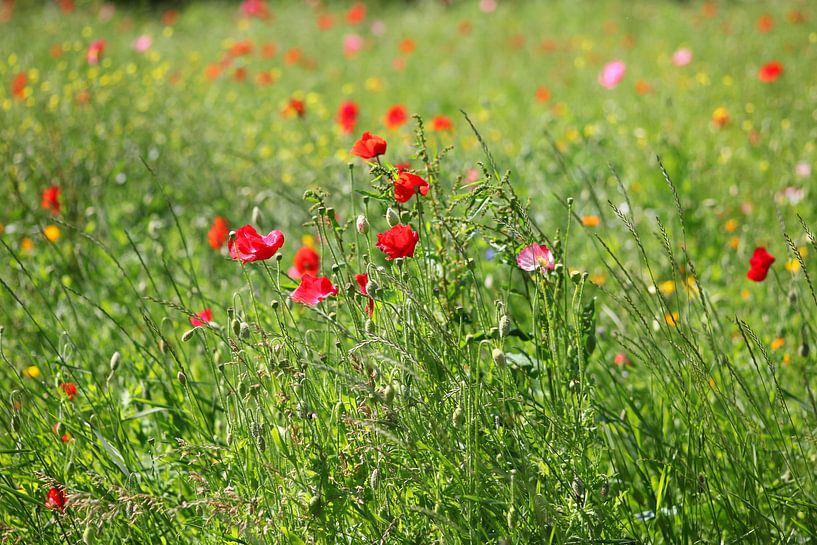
[261,43,277,59]
[355,272,374,316]
[41,186,61,215]
[52,424,71,442]
[208,216,229,250]
[399,38,416,54]
[283,98,305,118]
[292,246,320,278]
[291,273,338,305]
[758,62,783,83]
[747,247,775,282]
[45,487,68,511]
[232,67,247,82]
[60,382,77,400]
[351,132,387,159]
[395,162,411,174]
[317,14,334,30]
[229,225,285,263]
[190,308,213,327]
[337,101,359,134]
[757,14,773,32]
[228,40,254,57]
[86,39,106,65]
[393,172,429,203]
[376,224,419,260]
[430,115,453,132]
[11,72,27,99]
[346,2,366,25]
[385,105,408,130]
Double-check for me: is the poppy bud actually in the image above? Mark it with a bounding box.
[492,347,506,368]
[452,406,464,427]
[369,468,381,490]
[181,329,196,342]
[308,495,323,515]
[799,342,810,358]
[110,351,121,371]
[239,322,250,339]
[271,300,279,309]
[356,214,369,234]
[365,319,375,334]
[386,207,400,227]
[498,315,511,338]
[252,206,263,226]
[231,319,241,336]
[177,371,187,385]
[789,291,798,305]
[366,278,379,295]
[383,384,395,404]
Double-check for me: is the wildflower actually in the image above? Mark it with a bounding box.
[355,273,374,316]
[60,382,77,400]
[534,86,552,103]
[291,274,338,305]
[393,172,429,203]
[261,43,277,58]
[613,353,631,367]
[598,60,626,89]
[711,107,729,128]
[747,247,775,282]
[336,101,359,134]
[516,244,555,273]
[795,161,811,179]
[757,14,773,32]
[133,35,152,53]
[430,115,453,132]
[229,225,285,263]
[399,38,416,54]
[208,216,229,250]
[771,338,785,350]
[52,424,71,443]
[351,132,387,159]
[376,224,419,260]
[86,39,106,65]
[43,225,60,242]
[344,34,364,57]
[671,48,692,66]
[346,2,366,24]
[290,246,320,278]
[757,61,783,83]
[45,487,67,511]
[384,105,408,130]
[11,72,27,100]
[23,366,40,378]
[41,186,61,215]
[317,14,334,30]
[190,308,213,328]
[581,215,600,227]
[664,312,679,326]
[282,98,305,118]
[240,0,270,19]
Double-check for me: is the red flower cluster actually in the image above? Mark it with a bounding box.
[355,272,374,316]
[747,247,775,282]
[60,382,77,400]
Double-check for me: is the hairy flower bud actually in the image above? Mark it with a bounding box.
[498,315,511,339]
[356,214,369,234]
[110,351,121,372]
[492,347,506,368]
[386,207,400,227]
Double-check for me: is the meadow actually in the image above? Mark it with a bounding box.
[2,0,817,543]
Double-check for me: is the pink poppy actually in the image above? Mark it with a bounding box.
[516,244,555,273]
[598,60,626,89]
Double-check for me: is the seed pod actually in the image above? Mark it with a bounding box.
[181,329,196,342]
[386,207,400,227]
[492,347,506,368]
[383,384,395,404]
[239,322,250,339]
[369,468,381,490]
[498,315,511,339]
[356,214,369,234]
[177,371,187,385]
[231,319,241,336]
[799,342,810,358]
[110,351,121,372]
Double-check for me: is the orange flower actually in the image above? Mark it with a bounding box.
[581,215,600,227]
[535,86,551,103]
[208,216,229,250]
[711,107,729,128]
[399,38,416,54]
[635,80,651,95]
[11,72,27,100]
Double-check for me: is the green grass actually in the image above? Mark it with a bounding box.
[2,1,817,543]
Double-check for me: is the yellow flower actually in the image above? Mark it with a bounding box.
[785,259,800,273]
[664,312,679,326]
[724,219,738,233]
[728,236,740,249]
[590,273,606,286]
[302,234,316,248]
[23,366,41,379]
[21,238,33,252]
[44,225,61,242]
[581,215,600,228]
[658,280,675,296]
